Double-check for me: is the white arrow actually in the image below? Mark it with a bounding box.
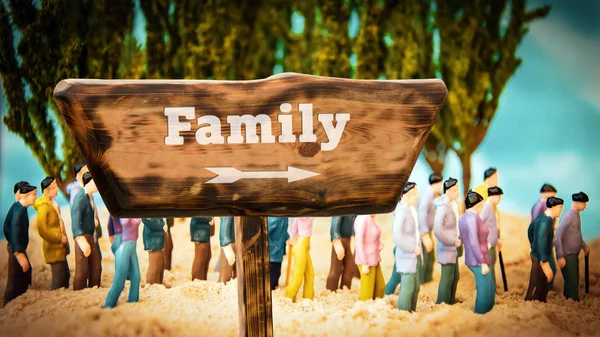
[204,166,320,184]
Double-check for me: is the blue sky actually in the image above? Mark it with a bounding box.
[1,0,599,239]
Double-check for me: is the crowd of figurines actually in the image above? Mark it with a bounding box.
[3,165,591,313]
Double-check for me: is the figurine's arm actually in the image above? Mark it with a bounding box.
[10,209,30,272]
[288,218,299,245]
[554,218,567,260]
[394,210,416,254]
[37,204,63,244]
[536,220,551,264]
[353,218,367,265]
[464,217,483,265]
[107,216,116,243]
[71,200,91,257]
[418,198,431,235]
[330,217,345,260]
[434,207,457,246]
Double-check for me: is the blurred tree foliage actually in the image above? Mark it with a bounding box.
[0,0,549,197]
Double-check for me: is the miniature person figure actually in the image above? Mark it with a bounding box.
[419,173,443,284]
[34,177,70,290]
[285,217,315,301]
[479,186,504,283]
[530,183,558,290]
[393,182,422,312]
[268,217,289,290]
[473,168,498,202]
[355,214,385,301]
[3,184,36,306]
[434,177,462,305]
[525,197,564,302]
[104,218,141,308]
[459,191,495,314]
[142,218,165,284]
[164,218,174,271]
[71,172,102,290]
[555,192,590,301]
[190,217,214,281]
[13,181,29,201]
[326,215,359,291]
[218,216,236,282]
[107,216,122,254]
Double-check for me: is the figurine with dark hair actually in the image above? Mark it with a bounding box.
[419,173,443,284]
[555,192,590,301]
[142,218,166,284]
[460,191,495,314]
[392,182,422,312]
[71,172,102,290]
[530,183,558,290]
[268,217,289,290]
[34,177,70,290]
[473,168,498,202]
[218,216,236,282]
[285,217,315,301]
[191,217,214,281]
[3,184,36,306]
[104,218,141,308]
[480,186,504,283]
[354,214,385,301]
[434,177,462,305]
[326,215,359,291]
[525,197,564,302]
[13,181,29,202]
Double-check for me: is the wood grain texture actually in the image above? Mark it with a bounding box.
[235,216,273,337]
[53,72,447,217]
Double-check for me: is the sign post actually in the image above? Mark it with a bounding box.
[54,72,447,337]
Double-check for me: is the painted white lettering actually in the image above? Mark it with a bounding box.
[318,113,350,151]
[278,103,296,143]
[195,115,225,145]
[164,107,194,145]
[298,103,317,143]
[227,114,276,144]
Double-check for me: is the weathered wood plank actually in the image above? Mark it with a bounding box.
[53,72,447,217]
[235,216,273,337]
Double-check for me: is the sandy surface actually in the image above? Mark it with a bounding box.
[0,208,599,337]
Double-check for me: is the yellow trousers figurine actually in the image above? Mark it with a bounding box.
[358,264,385,301]
[285,236,314,301]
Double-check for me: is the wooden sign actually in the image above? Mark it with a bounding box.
[53,73,446,217]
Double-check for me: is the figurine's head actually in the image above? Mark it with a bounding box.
[429,173,443,196]
[572,192,589,211]
[74,162,89,187]
[465,190,485,214]
[19,185,37,207]
[484,168,498,187]
[41,177,58,199]
[402,182,418,206]
[82,172,98,194]
[539,183,557,201]
[487,186,504,206]
[13,181,29,202]
[443,177,459,201]
[546,197,564,219]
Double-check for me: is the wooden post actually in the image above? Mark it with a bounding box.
[235,216,273,337]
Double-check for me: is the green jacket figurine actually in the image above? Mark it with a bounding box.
[143,218,165,251]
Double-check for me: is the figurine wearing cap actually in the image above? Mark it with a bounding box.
[530,183,558,291]
[555,192,590,301]
[473,168,498,202]
[418,173,443,284]
[479,186,504,283]
[525,197,564,302]
[459,190,495,314]
[3,183,36,306]
[71,172,102,290]
[391,182,422,312]
[13,181,28,202]
[34,177,70,290]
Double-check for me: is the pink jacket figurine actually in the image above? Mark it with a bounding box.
[354,214,385,301]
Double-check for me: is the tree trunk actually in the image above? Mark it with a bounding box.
[458,151,472,196]
[423,138,446,175]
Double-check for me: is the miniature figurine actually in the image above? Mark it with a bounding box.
[473,168,498,202]
[419,173,443,284]
[530,183,558,290]
[268,217,289,290]
[285,217,315,301]
[326,215,359,291]
[71,172,102,290]
[555,192,591,301]
[142,218,166,284]
[13,181,28,201]
[393,182,422,312]
[191,217,214,281]
[354,214,385,301]
[525,197,564,302]
[164,218,174,271]
[34,177,70,290]
[3,183,36,306]
[107,215,122,254]
[218,216,236,282]
[479,186,504,284]
[459,190,495,314]
[104,218,141,308]
[434,177,462,305]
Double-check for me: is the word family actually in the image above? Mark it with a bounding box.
[164,103,350,151]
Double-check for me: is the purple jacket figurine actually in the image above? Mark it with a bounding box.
[460,211,492,267]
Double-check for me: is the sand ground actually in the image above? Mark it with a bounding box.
[0,208,599,337]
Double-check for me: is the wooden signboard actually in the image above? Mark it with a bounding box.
[54,73,447,337]
[53,73,446,218]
